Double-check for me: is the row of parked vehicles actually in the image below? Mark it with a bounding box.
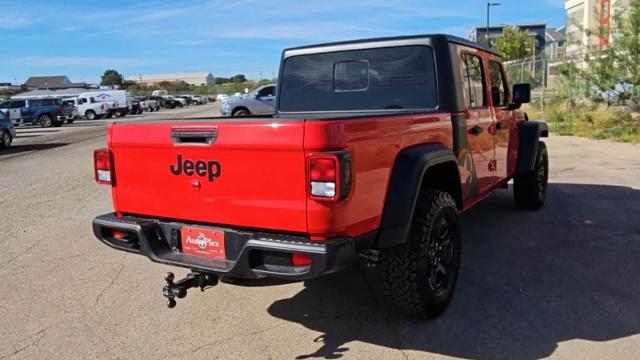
[0,91,209,129]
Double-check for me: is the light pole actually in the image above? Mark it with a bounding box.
[486,2,501,47]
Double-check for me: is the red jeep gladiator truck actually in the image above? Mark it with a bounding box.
[92,34,548,318]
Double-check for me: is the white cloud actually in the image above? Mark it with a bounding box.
[0,13,34,30]
[547,0,566,7]
[3,56,155,68]
[216,22,401,41]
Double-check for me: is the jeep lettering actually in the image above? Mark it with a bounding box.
[169,154,221,182]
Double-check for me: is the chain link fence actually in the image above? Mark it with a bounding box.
[503,58,551,89]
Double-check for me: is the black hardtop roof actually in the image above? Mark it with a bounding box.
[284,34,500,57]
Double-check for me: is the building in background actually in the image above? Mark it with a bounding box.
[468,23,566,62]
[545,27,567,60]
[468,23,548,59]
[0,83,21,91]
[23,76,88,90]
[565,0,631,55]
[126,72,215,87]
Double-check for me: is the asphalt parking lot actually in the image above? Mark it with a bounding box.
[0,104,639,359]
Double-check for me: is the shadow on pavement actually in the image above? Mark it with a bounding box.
[15,129,62,134]
[60,122,105,128]
[0,143,67,156]
[267,183,640,360]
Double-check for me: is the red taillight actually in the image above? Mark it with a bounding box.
[291,253,312,267]
[308,152,351,201]
[310,158,336,182]
[94,148,113,185]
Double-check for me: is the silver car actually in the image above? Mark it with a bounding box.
[220,84,276,116]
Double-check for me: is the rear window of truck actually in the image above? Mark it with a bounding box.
[279,45,437,113]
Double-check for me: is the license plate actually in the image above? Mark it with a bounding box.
[181,226,225,259]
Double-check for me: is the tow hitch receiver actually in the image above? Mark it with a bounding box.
[162,271,219,308]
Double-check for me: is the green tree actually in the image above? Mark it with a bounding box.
[100,69,124,87]
[494,27,535,61]
[231,74,247,83]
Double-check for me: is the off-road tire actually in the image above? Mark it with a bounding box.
[39,114,53,128]
[233,108,250,117]
[514,142,548,210]
[381,189,461,318]
[85,110,97,120]
[0,130,12,149]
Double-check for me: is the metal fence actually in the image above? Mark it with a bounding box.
[503,58,550,89]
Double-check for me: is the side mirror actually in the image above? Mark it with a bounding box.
[510,83,531,109]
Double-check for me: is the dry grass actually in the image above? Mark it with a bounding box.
[523,102,640,143]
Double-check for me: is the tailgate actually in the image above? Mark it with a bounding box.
[109,120,308,233]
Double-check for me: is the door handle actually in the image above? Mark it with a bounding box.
[468,126,483,136]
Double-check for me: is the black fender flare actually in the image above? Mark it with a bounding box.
[376,144,460,249]
[517,121,549,173]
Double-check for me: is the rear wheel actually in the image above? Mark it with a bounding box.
[85,110,97,120]
[39,114,53,128]
[381,189,461,318]
[514,142,548,210]
[232,108,250,117]
[0,130,12,148]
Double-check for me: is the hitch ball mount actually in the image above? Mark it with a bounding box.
[162,271,219,308]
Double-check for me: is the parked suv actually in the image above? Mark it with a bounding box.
[92,35,548,317]
[220,84,276,116]
[0,110,16,148]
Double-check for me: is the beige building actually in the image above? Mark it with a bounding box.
[565,0,630,55]
[126,72,215,87]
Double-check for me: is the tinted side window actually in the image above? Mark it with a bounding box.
[257,86,275,97]
[280,45,437,112]
[461,53,486,108]
[15,100,26,108]
[489,60,509,107]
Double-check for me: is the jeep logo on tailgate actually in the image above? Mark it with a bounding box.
[170,154,221,182]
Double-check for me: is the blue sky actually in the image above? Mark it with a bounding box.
[0,0,567,83]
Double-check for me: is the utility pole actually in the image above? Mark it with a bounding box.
[486,2,501,47]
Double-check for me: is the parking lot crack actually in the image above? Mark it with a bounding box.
[93,254,127,307]
[0,323,56,360]
[0,237,45,269]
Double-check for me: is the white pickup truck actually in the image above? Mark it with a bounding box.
[138,97,160,112]
[70,94,113,120]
